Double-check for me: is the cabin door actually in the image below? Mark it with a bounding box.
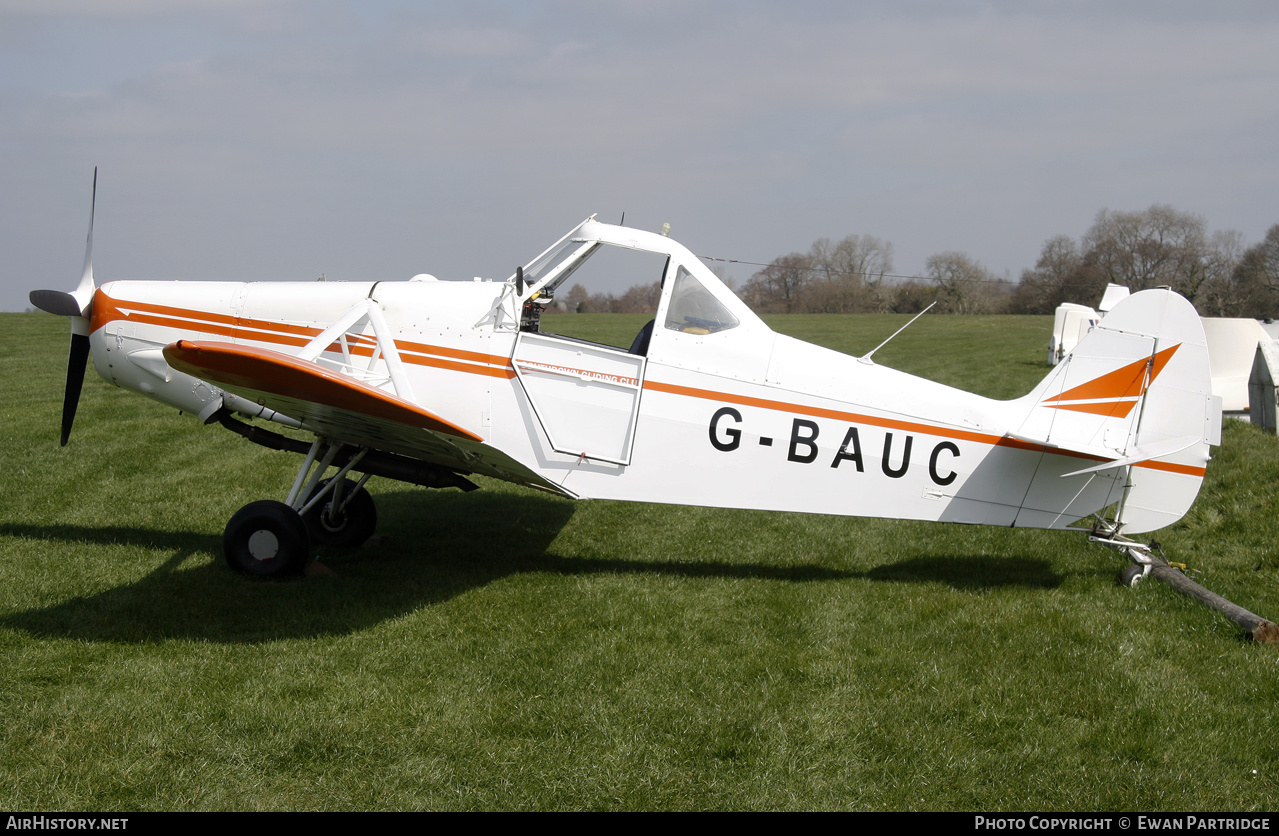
[511,332,646,466]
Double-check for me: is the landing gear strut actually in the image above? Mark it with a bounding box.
[223,438,377,577]
[1089,524,1157,587]
[303,477,377,547]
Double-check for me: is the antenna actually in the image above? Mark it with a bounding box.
[859,302,936,364]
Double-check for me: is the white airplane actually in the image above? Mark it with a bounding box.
[32,174,1222,580]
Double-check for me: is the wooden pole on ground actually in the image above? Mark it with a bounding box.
[1147,556,1278,644]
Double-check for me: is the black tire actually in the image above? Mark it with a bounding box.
[302,478,377,548]
[1118,564,1145,588]
[223,500,312,577]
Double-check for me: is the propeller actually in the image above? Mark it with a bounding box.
[29,168,98,446]
[60,331,91,446]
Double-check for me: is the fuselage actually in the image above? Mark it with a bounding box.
[84,217,1147,531]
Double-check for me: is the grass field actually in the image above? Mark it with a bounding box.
[2,310,1278,811]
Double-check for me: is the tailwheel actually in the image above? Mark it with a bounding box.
[1089,525,1154,589]
[1118,564,1147,588]
[302,477,378,547]
[223,500,312,578]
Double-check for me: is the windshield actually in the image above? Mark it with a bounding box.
[663,266,739,334]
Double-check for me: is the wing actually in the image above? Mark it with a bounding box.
[162,340,567,494]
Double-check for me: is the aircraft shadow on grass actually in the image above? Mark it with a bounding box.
[0,490,1062,644]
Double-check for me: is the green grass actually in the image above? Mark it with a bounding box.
[2,311,1278,811]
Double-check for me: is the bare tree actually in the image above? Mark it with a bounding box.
[804,235,894,313]
[741,253,813,313]
[1009,235,1102,314]
[563,283,591,313]
[925,251,1007,314]
[1195,229,1248,316]
[1011,205,1246,314]
[615,281,662,314]
[1081,205,1213,299]
[1226,224,1279,318]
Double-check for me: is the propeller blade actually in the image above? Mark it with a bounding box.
[30,169,101,445]
[31,168,99,317]
[60,332,90,446]
[76,167,96,304]
[29,289,83,317]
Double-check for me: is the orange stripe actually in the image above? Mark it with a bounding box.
[397,339,513,369]
[642,379,1206,477]
[645,379,1015,447]
[412,354,516,379]
[514,359,639,387]
[92,292,516,375]
[1138,459,1208,476]
[93,293,323,349]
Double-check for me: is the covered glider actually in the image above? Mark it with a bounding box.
[33,182,1221,579]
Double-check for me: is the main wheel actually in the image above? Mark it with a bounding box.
[224,500,312,577]
[1118,564,1146,587]
[302,478,377,547]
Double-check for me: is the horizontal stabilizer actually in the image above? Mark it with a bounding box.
[1059,435,1201,478]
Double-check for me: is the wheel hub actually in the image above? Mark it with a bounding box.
[320,503,346,533]
[246,529,280,561]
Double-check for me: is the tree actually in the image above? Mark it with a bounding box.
[741,253,813,313]
[739,234,895,314]
[803,235,894,313]
[925,251,1007,314]
[1013,205,1247,315]
[887,279,937,314]
[563,283,591,313]
[1081,205,1214,300]
[1008,235,1101,314]
[1194,229,1248,316]
[1225,224,1279,318]
[615,281,662,314]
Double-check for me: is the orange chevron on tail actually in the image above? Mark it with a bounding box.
[1040,344,1180,418]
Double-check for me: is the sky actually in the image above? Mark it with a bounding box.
[3,0,1278,312]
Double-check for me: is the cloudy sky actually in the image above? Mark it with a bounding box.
[3,1,1278,312]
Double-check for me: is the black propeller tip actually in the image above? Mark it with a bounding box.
[60,332,90,446]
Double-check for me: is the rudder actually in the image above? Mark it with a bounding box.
[1011,288,1219,534]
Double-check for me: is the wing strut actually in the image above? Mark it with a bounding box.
[297,298,415,401]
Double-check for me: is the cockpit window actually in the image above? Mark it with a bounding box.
[663,266,739,334]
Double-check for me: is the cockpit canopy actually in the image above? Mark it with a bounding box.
[515,216,758,339]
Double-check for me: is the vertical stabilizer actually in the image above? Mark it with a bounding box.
[1012,289,1218,534]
